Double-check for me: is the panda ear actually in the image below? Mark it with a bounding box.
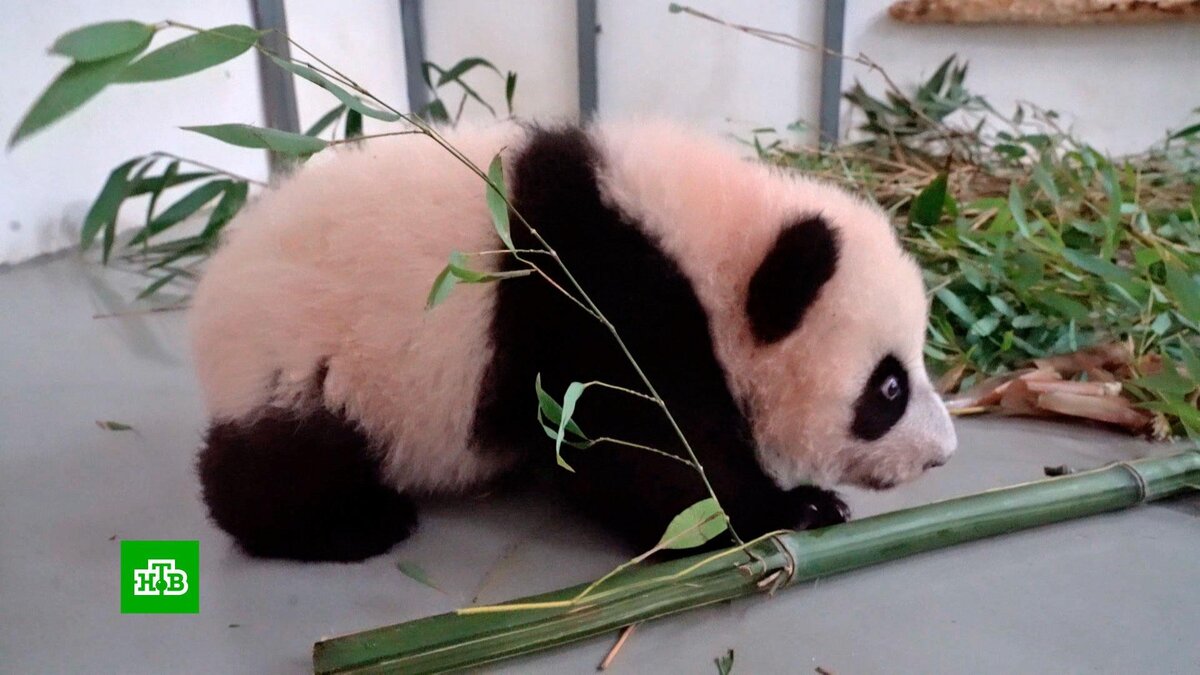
[746,215,840,344]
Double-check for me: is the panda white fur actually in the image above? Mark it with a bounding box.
[192,121,957,561]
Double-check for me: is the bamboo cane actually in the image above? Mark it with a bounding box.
[313,450,1200,674]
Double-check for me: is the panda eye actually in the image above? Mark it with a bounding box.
[880,376,902,401]
[853,355,910,441]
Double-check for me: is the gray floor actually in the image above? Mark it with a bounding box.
[1,254,1197,674]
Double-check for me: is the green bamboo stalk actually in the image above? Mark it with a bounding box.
[313,451,1200,674]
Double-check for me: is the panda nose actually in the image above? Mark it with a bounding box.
[923,458,948,470]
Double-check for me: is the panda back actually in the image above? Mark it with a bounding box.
[189,122,524,492]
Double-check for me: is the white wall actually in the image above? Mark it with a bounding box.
[0,1,413,266]
[596,0,824,141]
[284,0,410,134]
[5,1,1196,264]
[841,0,1200,155]
[423,0,579,123]
[0,1,268,265]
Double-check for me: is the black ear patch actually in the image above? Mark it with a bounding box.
[851,354,910,441]
[746,215,840,344]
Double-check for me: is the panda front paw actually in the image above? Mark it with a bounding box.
[792,486,850,531]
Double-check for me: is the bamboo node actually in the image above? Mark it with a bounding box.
[1112,461,1149,503]
[768,534,799,588]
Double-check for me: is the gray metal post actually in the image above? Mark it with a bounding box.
[819,0,846,147]
[576,0,598,120]
[400,0,430,114]
[249,0,301,175]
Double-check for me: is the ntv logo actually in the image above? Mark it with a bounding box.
[120,540,199,613]
[133,559,189,596]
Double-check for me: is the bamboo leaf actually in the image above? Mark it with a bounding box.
[535,424,591,450]
[425,59,496,117]
[80,157,141,250]
[1131,360,1196,395]
[1176,339,1200,383]
[1032,162,1060,203]
[305,104,346,137]
[656,498,729,550]
[504,72,517,115]
[1163,265,1200,323]
[396,561,443,593]
[128,170,214,196]
[423,99,450,124]
[1036,292,1090,321]
[1168,122,1200,140]
[994,143,1025,160]
[987,295,1014,317]
[715,649,735,675]
[344,109,363,139]
[8,50,142,148]
[103,160,156,263]
[1150,312,1172,335]
[446,251,488,282]
[920,57,954,99]
[1007,184,1031,237]
[969,315,1001,338]
[450,78,495,117]
[453,93,470,126]
[268,55,401,121]
[183,123,328,154]
[128,180,231,245]
[534,374,587,439]
[425,265,457,310]
[1009,252,1043,290]
[95,420,134,431]
[117,24,259,82]
[146,160,180,223]
[147,241,209,270]
[200,181,249,238]
[555,382,587,472]
[486,154,513,250]
[935,288,978,325]
[135,235,209,256]
[435,57,500,86]
[1139,398,1200,438]
[50,21,154,62]
[443,251,533,285]
[421,62,440,89]
[910,173,948,227]
[136,270,182,299]
[1061,249,1135,285]
[534,375,588,471]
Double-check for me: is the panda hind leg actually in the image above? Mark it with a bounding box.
[197,406,416,562]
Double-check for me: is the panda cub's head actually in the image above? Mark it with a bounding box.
[595,122,956,492]
[740,211,957,491]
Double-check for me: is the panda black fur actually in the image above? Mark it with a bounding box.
[193,122,956,562]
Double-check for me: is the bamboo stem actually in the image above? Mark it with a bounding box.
[597,623,636,670]
[313,451,1200,674]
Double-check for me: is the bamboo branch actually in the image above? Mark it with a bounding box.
[313,451,1200,674]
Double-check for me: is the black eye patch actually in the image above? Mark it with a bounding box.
[746,215,840,344]
[851,354,910,441]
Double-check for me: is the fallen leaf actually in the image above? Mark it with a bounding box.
[1036,391,1151,431]
[396,560,444,593]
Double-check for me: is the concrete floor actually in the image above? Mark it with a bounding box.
[1,254,1197,674]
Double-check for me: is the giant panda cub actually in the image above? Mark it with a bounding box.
[192,121,957,562]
